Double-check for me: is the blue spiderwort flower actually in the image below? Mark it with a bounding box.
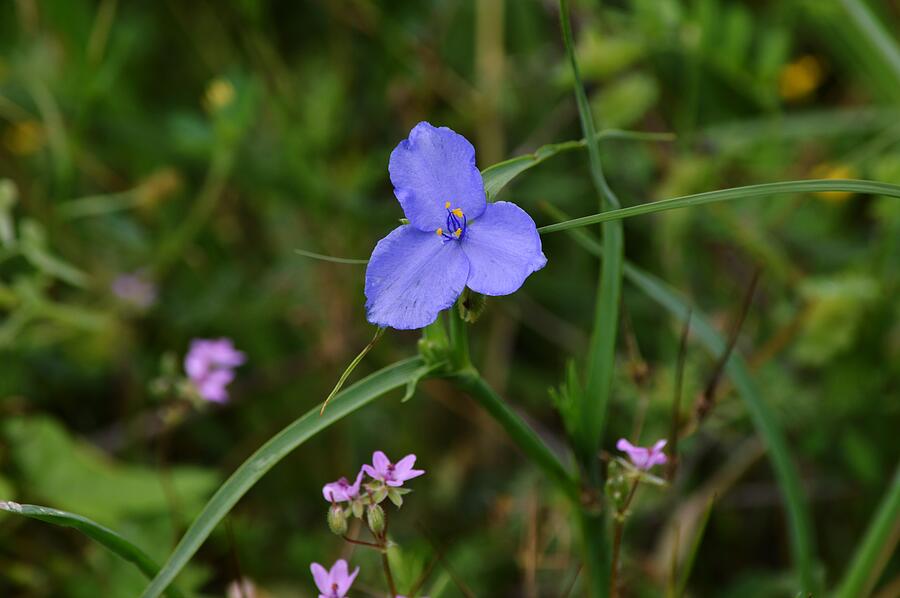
[365,122,547,330]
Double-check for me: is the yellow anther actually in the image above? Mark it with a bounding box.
[445,201,451,209]
[452,208,464,218]
[436,227,443,236]
[453,228,462,238]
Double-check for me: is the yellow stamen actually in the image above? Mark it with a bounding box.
[436,227,443,236]
[452,208,464,218]
[453,228,462,238]
[444,201,451,209]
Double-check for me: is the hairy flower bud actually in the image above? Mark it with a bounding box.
[327,503,348,536]
[605,460,630,513]
[366,503,385,535]
[457,288,487,323]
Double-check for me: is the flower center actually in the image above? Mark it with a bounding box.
[436,202,467,241]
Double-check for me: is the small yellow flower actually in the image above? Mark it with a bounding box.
[3,120,44,155]
[135,168,182,210]
[203,78,235,113]
[812,163,856,203]
[779,55,825,102]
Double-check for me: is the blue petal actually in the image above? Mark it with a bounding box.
[389,122,487,231]
[365,225,469,329]
[461,201,547,296]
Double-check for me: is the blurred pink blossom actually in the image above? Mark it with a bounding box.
[184,338,245,403]
[111,272,157,309]
[616,438,667,470]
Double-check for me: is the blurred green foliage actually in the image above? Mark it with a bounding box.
[1,0,898,596]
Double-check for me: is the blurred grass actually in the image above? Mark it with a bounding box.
[1,1,899,596]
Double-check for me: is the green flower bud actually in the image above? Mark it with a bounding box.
[366,503,385,535]
[458,288,487,323]
[605,460,630,513]
[370,485,388,505]
[327,503,348,536]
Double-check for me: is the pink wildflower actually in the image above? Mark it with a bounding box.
[322,470,364,503]
[362,451,424,487]
[310,559,359,598]
[616,438,667,470]
[184,338,245,403]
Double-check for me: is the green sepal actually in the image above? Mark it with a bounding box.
[387,487,410,508]
[457,288,487,323]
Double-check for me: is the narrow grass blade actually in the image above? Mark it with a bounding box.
[481,129,673,201]
[543,205,818,592]
[838,0,900,87]
[559,0,624,464]
[140,357,426,598]
[538,179,900,234]
[836,463,900,598]
[294,248,369,265]
[558,2,622,595]
[0,501,184,598]
[676,496,715,598]
[320,327,385,414]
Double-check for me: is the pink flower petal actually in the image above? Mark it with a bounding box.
[372,451,390,473]
[310,563,330,594]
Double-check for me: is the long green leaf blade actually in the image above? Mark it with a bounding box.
[626,265,817,591]
[481,129,673,201]
[538,179,900,234]
[559,0,623,462]
[0,501,184,598]
[559,1,622,596]
[448,371,578,501]
[140,357,426,598]
[549,214,818,592]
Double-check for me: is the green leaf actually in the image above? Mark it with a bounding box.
[559,0,625,468]
[0,501,184,598]
[836,463,900,598]
[559,1,622,595]
[140,357,426,598]
[676,496,715,597]
[401,361,446,403]
[19,220,90,288]
[537,179,900,234]
[448,371,579,502]
[549,213,819,593]
[2,416,218,523]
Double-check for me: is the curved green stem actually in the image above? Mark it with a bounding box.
[0,502,184,598]
[836,463,900,598]
[558,0,624,465]
[447,370,579,502]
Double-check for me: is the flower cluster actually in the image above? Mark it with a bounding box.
[311,451,425,597]
[322,451,424,536]
[183,338,245,403]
